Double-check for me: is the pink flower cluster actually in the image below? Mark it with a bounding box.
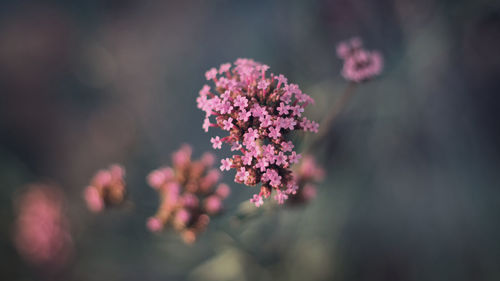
[287,155,325,205]
[337,37,383,82]
[146,144,230,244]
[197,58,319,207]
[83,164,126,213]
[13,184,73,270]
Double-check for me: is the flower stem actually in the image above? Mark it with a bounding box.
[305,82,357,153]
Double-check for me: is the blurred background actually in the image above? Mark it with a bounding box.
[1,0,500,280]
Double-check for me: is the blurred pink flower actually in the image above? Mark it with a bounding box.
[287,155,325,205]
[84,186,103,212]
[147,217,163,232]
[337,37,383,82]
[83,164,127,212]
[146,144,229,244]
[204,195,222,214]
[13,184,73,270]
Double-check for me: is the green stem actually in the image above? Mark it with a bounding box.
[304,82,357,154]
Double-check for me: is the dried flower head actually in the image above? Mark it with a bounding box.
[84,164,126,212]
[337,37,383,82]
[197,58,319,207]
[13,184,73,270]
[287,155,325,205]
[146,144,229,244]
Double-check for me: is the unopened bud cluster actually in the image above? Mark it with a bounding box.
[146,144,230,244]
[84,164,126,212]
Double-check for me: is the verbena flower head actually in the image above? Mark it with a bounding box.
[287,155,325,205]
[146,144,229,244]
[197,58,319,207]
[84,164,126,212]
[13,184,73,270]
[337,37,383,83]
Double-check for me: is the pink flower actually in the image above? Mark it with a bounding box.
[255,157,269,172]
[147,168,173,189]
[215,183,231,198]
[288,151,301,164]
[242,153,253,165]
[299,155,325,181]
[234,96,248,108]
[274,152,287,166]
[238,109,251,122]
[260,114,273,128]
[268,126,281,139]
[263,169,282,188]
[205,68,218,80]
[274,190,288,204]
[211,136,222,149]
[277,102,289,115]
[336,42,350,59]
[302,184,317,200]
[93,170,111,187]
[204,196,222,214]
[235,167,250,182]
[300,118,319,133]
[310,122,319,133]
[221,90,231,100]
[147,217,163,232]
[286,181,299,195]
[175,209,191,226]
[276,74,288,87]
[203,118,211,132]
[245,127,259,140]
[220,158,232,171]
[281,141,294,152]
[219,63,231,74]
[110,164,125,179]
[281,90,292,103]
[147,145,229,244]
[84,164,126,212]
[84,186,103,212]
[251,104,266,118]
[257,80,270,90]
[201,152,216,166]
[250,194,264,207]
[199,85,211,96]
[337,37,383,82]
[197,58,319,206]
[173,145,192,167]
[277,117,296,130]
[262,144,275,158]
[218,101,233,114]
[231,141,242,151]
[202,170,221,188]
[287,155,324,205]
[222,117,234,131]
[290,105,304,117]
[258,64,270,73]
[14,185,73,269]
[182,193,199,208]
